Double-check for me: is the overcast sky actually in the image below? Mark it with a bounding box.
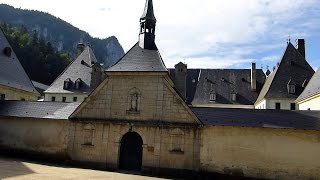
[0,0,319,70]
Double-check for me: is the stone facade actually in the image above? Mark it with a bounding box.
[297,94,320,110]
[68,72,201,172]
[44,93,88,103]
[72,72,199,124]
[255,98,297,110]
[67,122,200,172]
[201,126,320,179]
[0,84,39,101]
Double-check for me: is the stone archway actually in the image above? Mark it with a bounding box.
[119,132,143,171]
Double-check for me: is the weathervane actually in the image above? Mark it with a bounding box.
[287,36,291,44]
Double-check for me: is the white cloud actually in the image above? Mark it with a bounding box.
[0,0,319,69]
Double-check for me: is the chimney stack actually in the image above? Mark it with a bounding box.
[251,62,257,91]
[296,39,305,58]
[174,62,187,100]
[77,43,85,56]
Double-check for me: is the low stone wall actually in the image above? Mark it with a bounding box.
[200,125,320,179]
[0,117,69,159]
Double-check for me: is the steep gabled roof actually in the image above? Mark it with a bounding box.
[45,46,98,94]
[0,101,80,120]
[255,43,314,104]
[106,43,167,72]
[0,29,39,95]
[296,68,320,102]
[192,69,265,105]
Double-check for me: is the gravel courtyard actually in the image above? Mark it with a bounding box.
[0,157,169,180]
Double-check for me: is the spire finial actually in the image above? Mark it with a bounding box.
[141,0,156,21]
[139,0,157,50]
[287,36,291,44]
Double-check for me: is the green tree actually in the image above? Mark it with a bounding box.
[0,22,71,84]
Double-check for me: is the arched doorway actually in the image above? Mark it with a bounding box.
[119,132,143,171]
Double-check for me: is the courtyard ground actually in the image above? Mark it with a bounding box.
[0,156,168,180]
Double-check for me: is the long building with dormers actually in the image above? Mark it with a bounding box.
[44,43,105,102]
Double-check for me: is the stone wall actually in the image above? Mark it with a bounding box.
[67,121,200,172]
[200,125,320,179]
[0,84,38,101]
[255,98,297,110]
[298,94,320,110]
[0,117,69,158]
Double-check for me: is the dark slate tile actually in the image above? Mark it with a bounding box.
[0,28,39,95]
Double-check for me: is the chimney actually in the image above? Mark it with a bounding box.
[296,39,305,58]
[251,62,257,91]
[77,43,85,56]
[90,63,105,89]
[174,62,187,100]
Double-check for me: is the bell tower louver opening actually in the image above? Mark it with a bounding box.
[139,0,157,50]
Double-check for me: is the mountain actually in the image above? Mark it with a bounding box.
[0,4,124,67]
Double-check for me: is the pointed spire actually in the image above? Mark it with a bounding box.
[141,0,156,21]
[139,0,157,50]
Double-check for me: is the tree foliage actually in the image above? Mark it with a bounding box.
[0,4,124,67]
[1,22,71,85]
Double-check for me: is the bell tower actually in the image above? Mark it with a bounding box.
[139,0,157,50]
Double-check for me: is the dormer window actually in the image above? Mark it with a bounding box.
[302,79,308,88]
[287,79,296,94]
[63,78,72,90]
[231,93,237,101]
[3,47,12,57]
[75,78,82,89]
[288,84,296,94]
[209,91,216,102]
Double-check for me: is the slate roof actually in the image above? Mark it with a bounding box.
[191,107,320,130]
[0,101,80,120]
[141,0,156,21]
[255,43,315,104]
[169,69,200,104]
[296,68,320,102]
[0,29,39,95]
[106,43,167,72]
[172,69,265,105]
[45,46,98,94]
